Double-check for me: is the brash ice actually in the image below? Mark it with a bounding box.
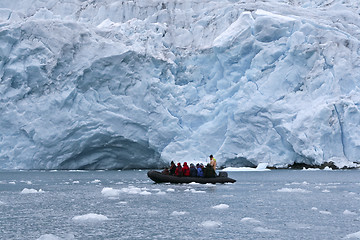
[0,0,360,169]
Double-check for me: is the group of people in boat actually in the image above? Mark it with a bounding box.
[161,155,218,178]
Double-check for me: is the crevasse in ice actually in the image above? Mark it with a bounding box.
[0,0,359,169]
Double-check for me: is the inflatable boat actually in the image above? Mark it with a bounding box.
[147,170,236,184]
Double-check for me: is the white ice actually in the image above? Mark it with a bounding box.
[345,231,360,239]
[277,188,311,193]
[184,188,206,193]
[101,187,121,197]
[211,204,229,210]
[171,211,188,216]
[319,210,332,215]
[343,210,357,215]
[240,217,261,224]
[101,186,152,196]
[20,188,44,194]
[199,220,222,228]
[37,234,75,240]
[72,213,109,222]
[254,226,280,233]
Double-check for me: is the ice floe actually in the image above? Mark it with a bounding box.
[199,221,222,228]
[211,204,229,210]
[277,188,311,193]
[20,188,44,194]
[72,213,109,222]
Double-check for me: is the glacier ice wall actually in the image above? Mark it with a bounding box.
[0,0,360,169]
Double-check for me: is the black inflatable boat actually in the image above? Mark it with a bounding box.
[147,170,236,184]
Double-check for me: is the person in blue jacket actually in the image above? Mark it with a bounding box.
[196,163,204,177]
[189,163,197,177]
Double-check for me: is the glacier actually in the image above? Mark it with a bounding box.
[0,0,360,169]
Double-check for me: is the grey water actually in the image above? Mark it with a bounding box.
[1,170,360,240]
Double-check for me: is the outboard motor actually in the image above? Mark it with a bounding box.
[218,172,228,178]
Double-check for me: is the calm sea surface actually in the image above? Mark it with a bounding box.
[0,169,359,240]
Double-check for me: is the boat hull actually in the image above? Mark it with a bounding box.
[147,170,236,184]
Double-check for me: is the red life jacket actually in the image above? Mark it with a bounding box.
[182,162,190,176]
[175,166,183,177]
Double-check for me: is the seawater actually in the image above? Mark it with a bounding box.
[1,170,360,240]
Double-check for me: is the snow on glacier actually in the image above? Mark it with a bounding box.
[0,0,360,169]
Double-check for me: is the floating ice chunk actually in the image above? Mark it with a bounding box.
[322,189,331,193]
[287,181,309,185]
[277,188,311,193]
[102,186,150,196]
[91,179,101,184]
[20,180,32,185]
[189,182,200,185]
[117,201,127,205]
[9,181,16,185]
[254,227,280,233]
[240,217,261,224]
[185,189,206,193]
[212,204,229,210]
[37,234,75,240]
[166,188,175,192]
[122,186,142,194]
[344,231,360,239]
[286,222,311,229]
[171,211,188,216]
[21,188,44,194]
[344,210,357,215]
[156,191,166,195]
[72,181,80,184]
[37,233,75,240]
[72,213,109,222]
[319,210,332,215]
[140,191,152,195]
[101,187,121,197]
[37,234,62,240]
[199,221,222,228]
[311,207,318,211]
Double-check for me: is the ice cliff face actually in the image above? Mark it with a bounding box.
[1,0,360,169]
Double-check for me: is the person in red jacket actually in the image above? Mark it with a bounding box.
[175,163,183,177]
[182,162,190,177]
